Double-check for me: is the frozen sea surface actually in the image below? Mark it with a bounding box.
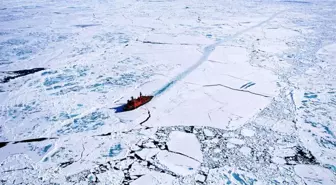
[0,0,336,184]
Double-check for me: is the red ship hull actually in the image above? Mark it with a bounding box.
[123,95,153,111]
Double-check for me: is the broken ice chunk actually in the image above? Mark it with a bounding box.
[167,131,203,162]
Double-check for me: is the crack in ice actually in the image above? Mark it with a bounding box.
[203,84,271,98]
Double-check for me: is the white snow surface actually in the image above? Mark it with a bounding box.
[157,151,200,176]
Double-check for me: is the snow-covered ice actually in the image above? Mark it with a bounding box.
[167,131,203,162]
[1,0,336,184]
